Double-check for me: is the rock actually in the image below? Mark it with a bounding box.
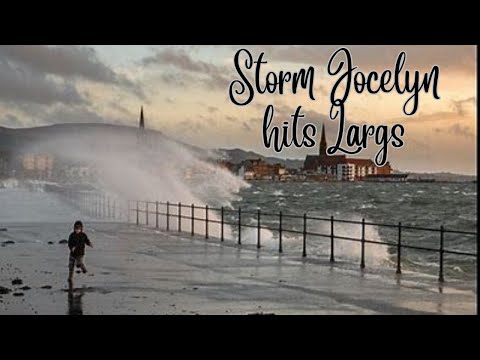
[40,285,52,289]
[19,286,31,291]
[11,278,22,286]
[0,286,11,295]
[2,240,15,245]
[48,241,54,245]
[0,228,7,231]
[58,239,68,244]
[13,292,24,297]
[247,312,275,315]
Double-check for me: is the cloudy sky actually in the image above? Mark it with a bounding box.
[0,45,476,174]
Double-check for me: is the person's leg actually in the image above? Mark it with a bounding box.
[68,255,75,282]
[76,256,87,274]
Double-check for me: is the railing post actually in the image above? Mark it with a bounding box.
[205,205,209,239]
[113,199,116,220]
[330,216,335,263]
[221,206,224,242]
[279,211,283,253]
[146,202,149,226]
[178,202,181,232]
[155,201,159,229]
[107,196,110,218]
[396,222,402,274]
[302,213,307,257]
[191,204,194,236]
[127,200,131,223]
[136,201,139,226]
[238,207,242,245]
[257,209,261,249]
[439,225,445,283]
[103,195,106,218]
[361,218,366,269]
[166,201,170,231]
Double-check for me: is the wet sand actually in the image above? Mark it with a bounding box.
[0,222,476,315]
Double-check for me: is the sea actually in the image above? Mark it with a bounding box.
[225,181,477,281]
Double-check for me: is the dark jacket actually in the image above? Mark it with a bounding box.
[68,232,92,257]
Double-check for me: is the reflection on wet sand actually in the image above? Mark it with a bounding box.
[67,283,85,315]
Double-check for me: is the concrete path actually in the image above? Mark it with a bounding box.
[0,222,476,314]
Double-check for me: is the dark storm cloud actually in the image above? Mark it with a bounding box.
[46,105,128,125]
[176,119,205,134]
[2,104,131,129]
[242,45,475,74]
[225,115,237,122]
[142,48,220,73]
[142,48,231,91]
[242,122,252,132]
[255,103,362,129]
[160,72,192,87]
[109,101,134,117]
[0,45,146,105]
[0,45,119,83]
[451,96,475,117]
[0,59,85,105]
[434,123,474,139]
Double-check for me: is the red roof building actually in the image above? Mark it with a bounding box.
[303,124,392,181]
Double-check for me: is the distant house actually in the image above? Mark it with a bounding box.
[20,153,55,179]
[0,151,13,178]
[303,124,392,181]
[239,158,287,180]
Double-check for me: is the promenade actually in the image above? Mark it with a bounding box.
[0,222,475,315]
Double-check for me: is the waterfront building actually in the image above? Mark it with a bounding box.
[303,124,392,181]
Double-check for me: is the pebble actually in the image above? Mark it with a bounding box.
[11,278,23,286]
[0,286,11,295]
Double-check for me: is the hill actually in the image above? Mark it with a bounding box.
[217,148,304,169]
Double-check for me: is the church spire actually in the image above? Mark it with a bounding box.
[139,106,145,129]
[319,123,327,157]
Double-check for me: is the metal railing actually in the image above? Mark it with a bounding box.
[55,189,125,221]
[47,187,476,284]
[125,200,477,283]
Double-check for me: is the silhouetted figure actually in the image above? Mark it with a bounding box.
[67,220,93,283]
